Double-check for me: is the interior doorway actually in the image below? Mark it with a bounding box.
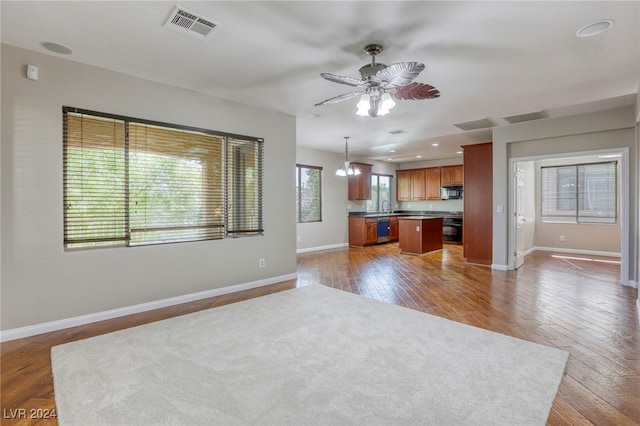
[509,148,628,286]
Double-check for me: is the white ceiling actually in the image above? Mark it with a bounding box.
[2,1,638,163]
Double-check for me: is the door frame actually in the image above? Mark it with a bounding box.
[507,147,630,287]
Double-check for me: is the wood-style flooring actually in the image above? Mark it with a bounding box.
[1,243,638,425]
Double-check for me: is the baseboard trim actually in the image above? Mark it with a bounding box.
[532,246,621,258]
[491,264,509,271]
[0,273,298,343]
[297,243,348,254]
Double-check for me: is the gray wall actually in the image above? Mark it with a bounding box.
[1,45,297,331]
[493,106,637,285]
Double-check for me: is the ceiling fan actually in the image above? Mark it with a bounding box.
[315,44,440,117]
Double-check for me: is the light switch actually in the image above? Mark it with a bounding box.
[416,226,420,232]
[496,204,504,213]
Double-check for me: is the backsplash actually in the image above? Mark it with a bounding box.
[348,199,463,213]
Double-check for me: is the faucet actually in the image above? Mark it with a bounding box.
[381,200,392,214]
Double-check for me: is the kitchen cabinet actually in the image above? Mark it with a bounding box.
[398,216,443,254]
[441,165,463,186]
[348,217,378,246]
[463,143,492,265]
[396,170,412,201]
[389,216,399,242]
[426,167,441,200]
[396,169,425,201]
[348,162,372,200]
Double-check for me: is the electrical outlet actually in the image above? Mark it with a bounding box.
[259,258,265,268]
[559,235,565,242]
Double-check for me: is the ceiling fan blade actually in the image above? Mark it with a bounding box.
[373,62,425,87]
[392,82,441,100]
[314,90,362,106]
[320,73,365,87]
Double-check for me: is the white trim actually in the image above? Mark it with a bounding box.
[0,273,297,343]
[532,246,621,258]
[637,298,640,326]
[297,243,348,254]
[491,264,509,271]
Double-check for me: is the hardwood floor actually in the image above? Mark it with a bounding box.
[1,244,638,425]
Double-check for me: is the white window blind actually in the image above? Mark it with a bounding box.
[63,107,263,249]
[541,162,617,224]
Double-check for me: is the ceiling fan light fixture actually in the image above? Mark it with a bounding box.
[380,93,396,110]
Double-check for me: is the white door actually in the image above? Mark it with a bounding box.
[514,166,525,269]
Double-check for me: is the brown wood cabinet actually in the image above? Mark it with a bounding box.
[396,168,427,200]
[396,170,412,200]
[348,162,372,200]
[426,167,441,200]
[348,217,378,246]
[389,216,399,242]
[441,165,463,186]
[398,217,443,254]
[463,143,492,265]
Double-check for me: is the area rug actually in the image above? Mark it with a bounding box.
[52,284,568,425]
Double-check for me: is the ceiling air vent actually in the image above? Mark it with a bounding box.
[453,118,495,131]
[164,6,219,40]
[503,111,547,124]
[389,129,407,135]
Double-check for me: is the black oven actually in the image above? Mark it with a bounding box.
[443,216,462,243]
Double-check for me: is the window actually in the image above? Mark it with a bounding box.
[63,107,263,249]
[296,164,322,222]
[367,174,392,212]
[541,161,617,224]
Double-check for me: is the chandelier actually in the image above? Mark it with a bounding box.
[336,136,361,176]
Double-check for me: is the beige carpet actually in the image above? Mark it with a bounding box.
[52,284,568,425]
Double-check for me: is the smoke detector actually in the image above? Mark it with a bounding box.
[164,5,219,40]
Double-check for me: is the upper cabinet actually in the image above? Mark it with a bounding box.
[426,167,441,200]
[397,166,452,201]
[348,162,372,200]
[441,165,464,186]
[397,168,425,200]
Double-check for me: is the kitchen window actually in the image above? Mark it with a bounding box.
[63,107,263,249]
[296,164,322,223]
[367,174,392,212]
[541,161,617,224]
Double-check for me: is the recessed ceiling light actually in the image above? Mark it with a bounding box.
[416,155,422,159]
[456,150,463,154]
[576,19,614,37]
[431,143,439,147]
[387,157,393,161]
[41,41,73,54]
[389,149,396,153]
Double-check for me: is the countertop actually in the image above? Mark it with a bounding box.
[398,216,444,220]
[349,211,462,219]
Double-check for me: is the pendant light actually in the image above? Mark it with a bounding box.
[336,136,361,176]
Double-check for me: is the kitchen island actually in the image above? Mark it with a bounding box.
[398,216,443,255]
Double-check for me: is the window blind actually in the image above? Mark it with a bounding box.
[226,137,264,236]
[63,112,128,248]
[541,161,617,224]
[63,107,263,249]
[128,123,225,245]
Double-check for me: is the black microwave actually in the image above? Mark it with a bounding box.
[441,185,463,200]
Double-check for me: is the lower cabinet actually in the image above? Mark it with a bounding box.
[349,217,378,246]
[389,216,399,242]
